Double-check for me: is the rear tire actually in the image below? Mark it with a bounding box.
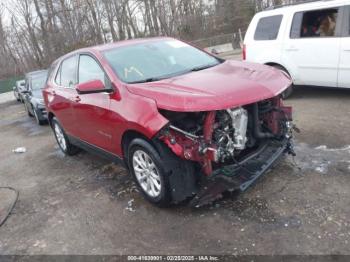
[272,65,294,99]
[52,117,80,156]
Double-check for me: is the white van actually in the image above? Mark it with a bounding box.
[244,0,350,97]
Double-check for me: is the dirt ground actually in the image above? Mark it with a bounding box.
[0,82,350,255]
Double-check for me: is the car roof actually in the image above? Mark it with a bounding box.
[92,37,174,52]
[59,37,176,59]
[258,0,347,16]
[25,70,48,79]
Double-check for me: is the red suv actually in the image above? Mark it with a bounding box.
[44,37,294,207]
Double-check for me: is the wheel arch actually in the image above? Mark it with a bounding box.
[264,62,295,82]
[121,129,153,167]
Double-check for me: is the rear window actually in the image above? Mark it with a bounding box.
[254,15,283,40]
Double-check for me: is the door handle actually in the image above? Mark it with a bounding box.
[344,49,350,52]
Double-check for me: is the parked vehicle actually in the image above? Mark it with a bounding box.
[44,37,294,207]
[23,70,48,125]
[243,0,350,98]
[13,80,25,102]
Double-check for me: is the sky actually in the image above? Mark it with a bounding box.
[0,0,12,26]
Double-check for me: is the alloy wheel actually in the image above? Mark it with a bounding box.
[132,150,162,198]
[54,123,67,151]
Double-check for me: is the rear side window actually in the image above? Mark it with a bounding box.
[59,56,77,87]
[254,15,283,40]
[290,8,339,38]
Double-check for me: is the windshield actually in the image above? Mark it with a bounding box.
[31,74,47,90]
[103,39,221,84]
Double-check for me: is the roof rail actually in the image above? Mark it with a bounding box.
[265,0,334,10]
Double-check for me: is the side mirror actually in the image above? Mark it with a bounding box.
[76,79,112,94]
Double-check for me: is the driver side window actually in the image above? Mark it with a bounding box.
[78,55,107,85]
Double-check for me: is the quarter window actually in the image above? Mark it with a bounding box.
[254,15,283,40]
[290,8,339,38]
[78,55,106,84]
[60,56,77,87]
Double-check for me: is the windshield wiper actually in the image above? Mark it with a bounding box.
[190,63,218,72]
[128,77,162,84]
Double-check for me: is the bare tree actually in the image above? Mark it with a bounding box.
[0,0,306,79]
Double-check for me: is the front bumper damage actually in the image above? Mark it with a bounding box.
[158,97,294,207]
[190,138,293,207]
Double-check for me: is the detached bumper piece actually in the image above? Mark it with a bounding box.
[190,139,289,207]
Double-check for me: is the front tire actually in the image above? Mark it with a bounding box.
[128,139,171,207]
[33,108,46,126]
[128,138,197,207]
[52,117,80,156]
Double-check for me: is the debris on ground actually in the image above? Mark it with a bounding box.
[125,198,135,212]
[12,147,26,153]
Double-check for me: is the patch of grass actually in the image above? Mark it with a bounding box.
[0,76,24,94]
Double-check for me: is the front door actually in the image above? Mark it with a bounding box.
[72,54,113,152]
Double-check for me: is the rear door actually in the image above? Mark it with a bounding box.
[338,5,350,88]
[73,53,113,152]
[283,7,342,87]
[49,55,79,136]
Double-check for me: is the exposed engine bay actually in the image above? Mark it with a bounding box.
[158,97,294,177]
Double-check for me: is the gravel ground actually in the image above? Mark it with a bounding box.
[0,77,349,255]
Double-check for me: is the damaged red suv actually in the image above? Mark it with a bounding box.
[44,37,294,207]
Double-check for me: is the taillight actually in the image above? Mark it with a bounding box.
[242,44,246,61]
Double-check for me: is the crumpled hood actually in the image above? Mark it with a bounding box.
[126,60,292,112]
